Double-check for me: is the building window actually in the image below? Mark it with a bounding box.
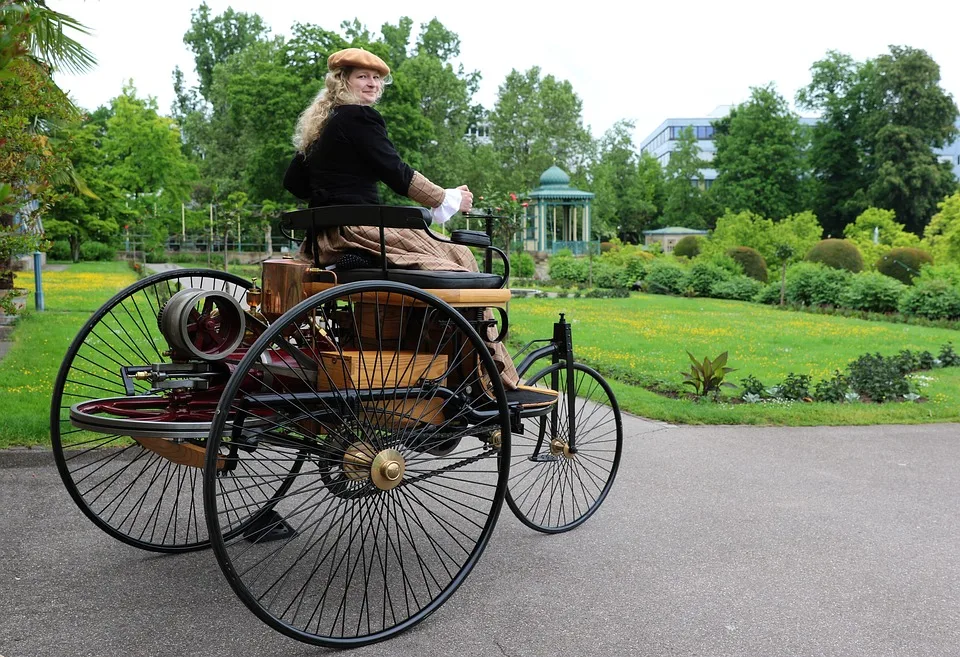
[696,126,714,139]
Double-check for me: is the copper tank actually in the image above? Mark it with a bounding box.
[260,257,311,320]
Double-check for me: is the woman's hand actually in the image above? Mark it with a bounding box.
[457,185,473,213]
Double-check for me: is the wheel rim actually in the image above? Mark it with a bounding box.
[506,362,622,533]
[204,281,510,647]
[50,269,257,552]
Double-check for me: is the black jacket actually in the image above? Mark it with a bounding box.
[283,105,414,206]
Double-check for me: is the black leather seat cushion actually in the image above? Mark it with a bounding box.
[334,268,504,289]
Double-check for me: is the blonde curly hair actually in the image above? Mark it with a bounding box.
[292,68,387,153]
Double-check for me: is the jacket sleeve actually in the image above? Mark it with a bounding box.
[283,152,311,200]
[342,106,415,197]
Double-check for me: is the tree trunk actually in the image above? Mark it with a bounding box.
[780,263,787,306]
[265,224,272,255]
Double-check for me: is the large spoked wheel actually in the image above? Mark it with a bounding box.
[50,268,258,552]
[506,362,622,533]
[204,281,511,648]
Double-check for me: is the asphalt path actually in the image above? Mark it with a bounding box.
[2,417,960,657]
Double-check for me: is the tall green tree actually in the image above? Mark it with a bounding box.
[862,46,958,234]
[798,46,958,236]
[101,84,197,201]
[711,84,809,220]
[796,51,870,236]
[180,1,270,102]
[660,126,709,229]
[590,120,663,241]
[488,67,593,194]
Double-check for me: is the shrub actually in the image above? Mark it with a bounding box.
[785,262,851,306]
[813,370,851,403]
[915,263,960,288]
[510,251,536,278]
[754,283,782,305]
[584,287,630,298]
[847,353,910,402]
[48,240,71,261]
[876,247,933,284]
[898,280,960,319]
[687,261,733,297]
[643,260,688,295]
[777,373,811,400]
[839,272,906,313]
[726,246,768,282]
[78,241,116,262]
[710,276,764,301]
[548,254,588,285]
[739,374,766,397]
[592,261,634,289]
[600,241,614,254]
[805,239,864,273]
[673,235,701,258]
[940,342,960,367]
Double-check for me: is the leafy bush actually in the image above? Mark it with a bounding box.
[785,262,852,306]
[898,279,960,319]
[48,240,71,261]
[940,342,960,367]
[144,247,167,264]
[589,261,618,288]
[687,261,733,297]
[876,247,933,284]
[548,254,588,285]
[805,239,864,273]
[754,283,782,305]
[846,353,911,402]
[510,251,536,278]
[643,260,689,295]
[891,349,936,373]
[739,374,766,397]
[78,241,116,262]
[839,272,906,313]
[915,263,960,288]
[673,235,701,258]
[777,373,811,400]
[710,276,764,301]
[813,370,850,403]
[726,246,768,282]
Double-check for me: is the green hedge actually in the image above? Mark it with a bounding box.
[805,239,864,273]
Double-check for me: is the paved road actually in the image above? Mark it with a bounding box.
[2,417,960,657]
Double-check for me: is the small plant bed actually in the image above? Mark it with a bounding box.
[508,294,960,425]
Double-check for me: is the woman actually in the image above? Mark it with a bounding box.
[283,47,520,390]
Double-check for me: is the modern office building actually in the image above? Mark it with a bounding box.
[639,109,960,184]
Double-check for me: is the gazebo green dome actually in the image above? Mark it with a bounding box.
[538,165,570,187]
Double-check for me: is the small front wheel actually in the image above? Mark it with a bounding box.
[506,362,622,533]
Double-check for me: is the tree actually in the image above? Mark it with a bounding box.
[923,192,960,263]
[0,1,94,303]
[711,84,809,220]
[706,209,821,265]
[45,113,130,260]
[660,126,709,228]
[181,2,270,102]
[798,46,958,236]
[796,51,871,236]
[101,84,197,201]
[590,120,662,241]
[488,67,593,194]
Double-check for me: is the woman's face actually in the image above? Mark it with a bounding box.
[347,68,383,105]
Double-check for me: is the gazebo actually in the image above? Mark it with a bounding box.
[524,166,595,254]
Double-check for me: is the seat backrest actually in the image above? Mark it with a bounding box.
[281,205,432,233]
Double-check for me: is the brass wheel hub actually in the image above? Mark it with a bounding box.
[550,439,574,460]
[342,445,406,490]
[371,449,405,491]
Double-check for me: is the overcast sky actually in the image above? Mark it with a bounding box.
[54,0,960,145]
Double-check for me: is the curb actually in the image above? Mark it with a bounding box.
[0,447,54,468]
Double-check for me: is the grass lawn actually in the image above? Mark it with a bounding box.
[1,262,138,447]
[507,294,960,426]
[2,264,958,448]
